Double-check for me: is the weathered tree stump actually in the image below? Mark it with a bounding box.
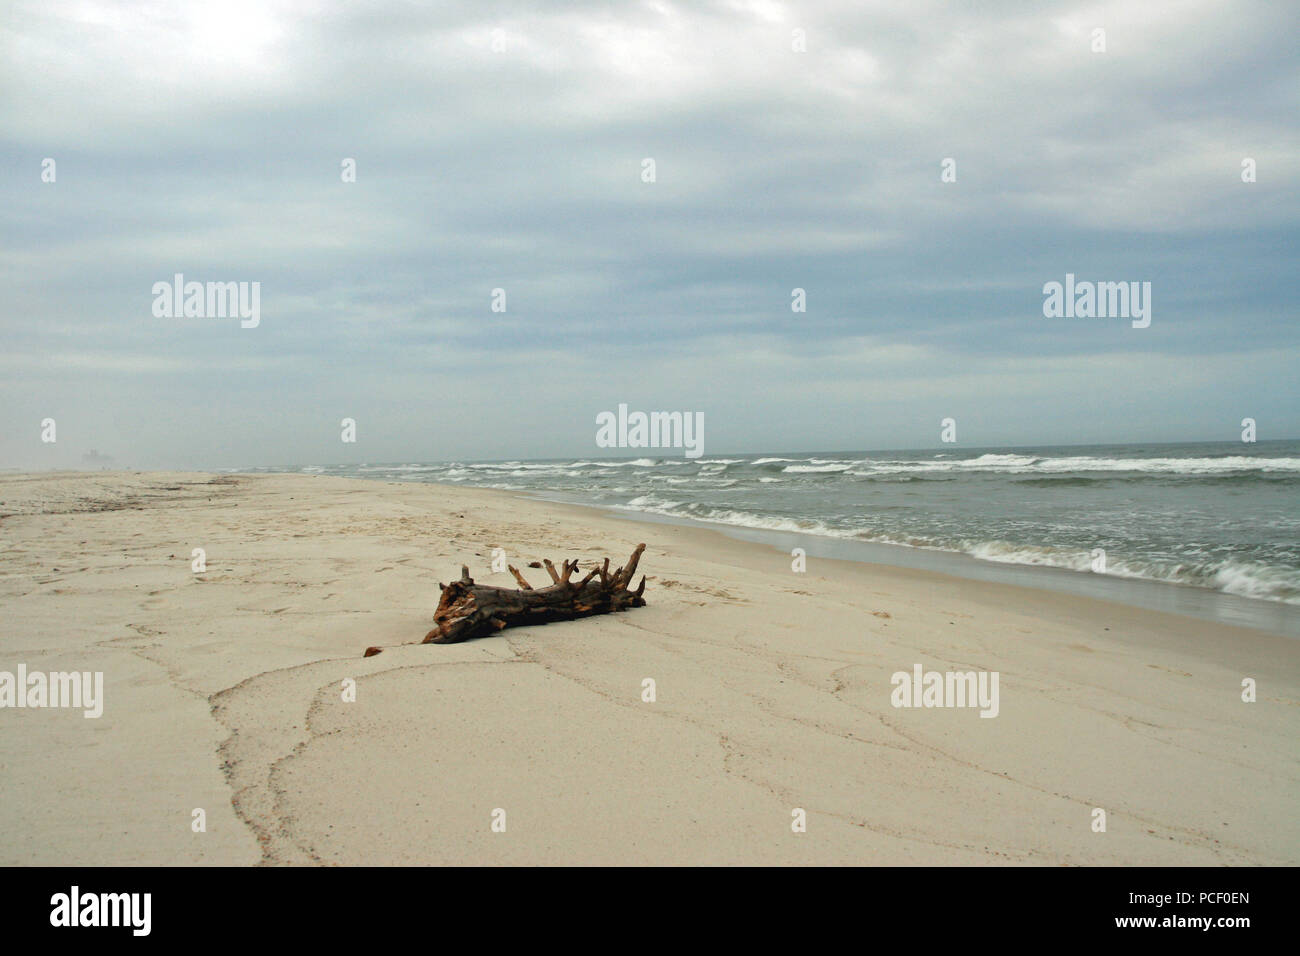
[419,543,648,646]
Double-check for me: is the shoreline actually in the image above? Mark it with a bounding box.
[482,485,1298,668]
[636,513,1300,638]
[513,487,1300,639]
[265,469,1300,638]
[2,470,1296,865]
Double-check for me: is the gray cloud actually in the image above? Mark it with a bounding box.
[2,0,1297,468]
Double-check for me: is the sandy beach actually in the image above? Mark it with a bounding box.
[1,471,1296,866]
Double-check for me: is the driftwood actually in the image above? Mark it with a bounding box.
[426,542,648,644]
[363,544,648,654]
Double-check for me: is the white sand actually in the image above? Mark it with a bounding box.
[1,471,1296,865]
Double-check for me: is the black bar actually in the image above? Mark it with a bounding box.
[5,866,1281,941]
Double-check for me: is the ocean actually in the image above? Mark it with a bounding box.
[251,440,1300,633]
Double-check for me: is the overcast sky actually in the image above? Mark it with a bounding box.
[2,0,1297,469]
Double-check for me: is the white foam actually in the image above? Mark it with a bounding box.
[783,463,854,473]
[850,454,1300,476]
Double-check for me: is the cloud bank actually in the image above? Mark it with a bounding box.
[2,0,1297,468]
